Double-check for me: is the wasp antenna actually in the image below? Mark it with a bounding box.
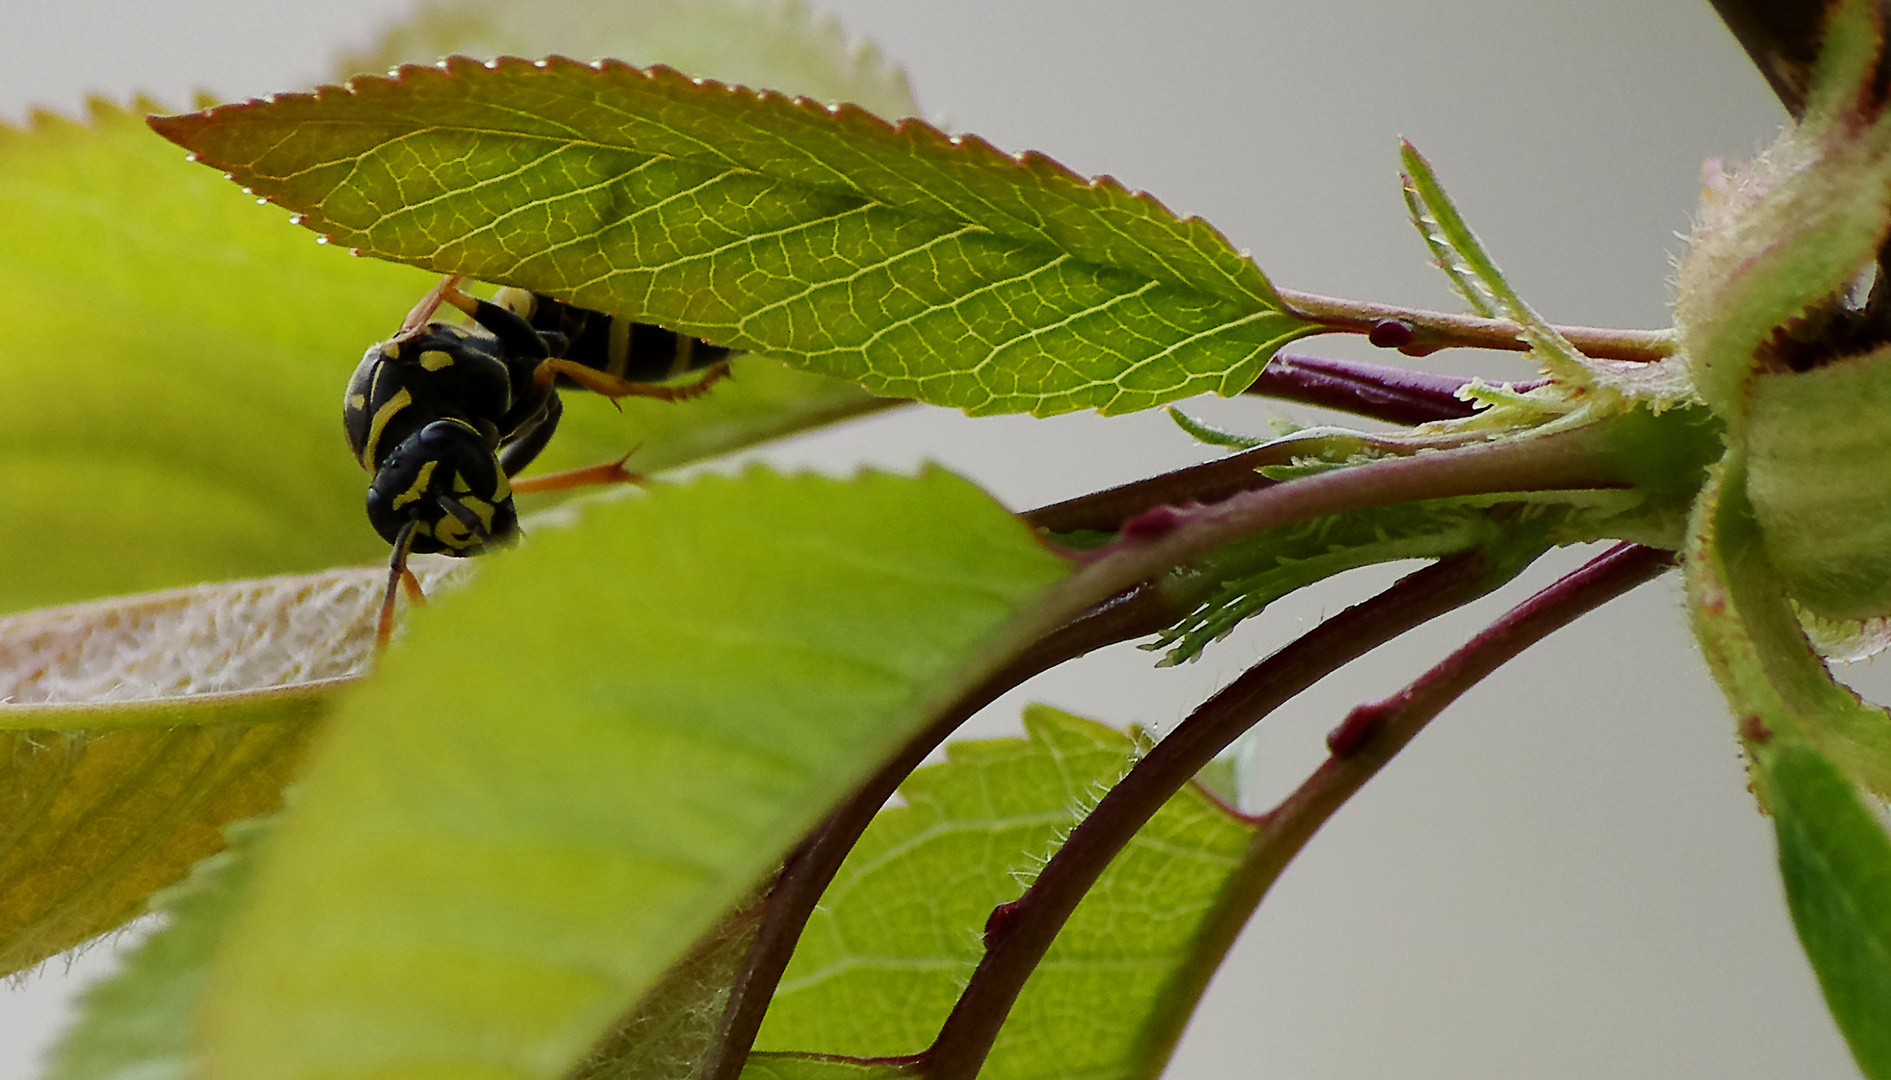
[376,519,424,652]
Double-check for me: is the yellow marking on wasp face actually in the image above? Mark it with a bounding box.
[459,494,497,531]
[607,315,633,378]
[420,349,455,371]
[433,508,479,551]
[383,341,401,360]
[361,387,413,468]
[391,459,438,511]
[346,393,368,412]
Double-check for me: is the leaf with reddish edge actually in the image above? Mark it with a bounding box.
[148,58,1314,417]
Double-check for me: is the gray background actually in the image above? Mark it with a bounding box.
[0,0,1876,1077]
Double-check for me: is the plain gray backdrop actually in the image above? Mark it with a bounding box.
[0,0,1877,1077]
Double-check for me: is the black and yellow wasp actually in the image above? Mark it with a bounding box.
[344,276,732,642]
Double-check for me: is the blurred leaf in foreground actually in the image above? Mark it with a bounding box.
[193,467,1073,1080]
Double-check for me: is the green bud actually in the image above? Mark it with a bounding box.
[1672,0,1891,421]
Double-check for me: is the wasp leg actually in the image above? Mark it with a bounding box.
[533,359,732,403]
[511,452,646,494]
[398,275,467,338]
[437,279,554,360]
[376,518,424,652]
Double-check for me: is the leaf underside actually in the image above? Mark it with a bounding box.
[0,567,424,977]
[151,58,1313,417]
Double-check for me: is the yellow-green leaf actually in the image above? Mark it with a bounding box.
[151,60,1314,418]
[194,467,1073,1080]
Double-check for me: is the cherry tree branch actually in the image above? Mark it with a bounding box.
[1276,289,1674,361]
[1130,542,1675,1075]
[921,546,1542,1080]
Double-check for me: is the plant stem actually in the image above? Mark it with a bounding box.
[921,547,1538,1080]
[701,579,1194,1080]
[1243,351,1526,424]
[1060,421,1637,586]
[1128,541,1674,1078]
[713,423,1646,1080]
[1028,409,1623,537]
[1277,288,1674,362]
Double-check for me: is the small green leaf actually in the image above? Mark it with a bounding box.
[150,60,1315,417]
[756,706,1257,1080]
[1761,742,1891,1080]
[193,467,1073,1080]
[1147,500,1520,665]
[337,0,919,120]
[45,816,274,1080]
[1399,141,1693,407]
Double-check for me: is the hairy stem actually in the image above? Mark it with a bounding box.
[1130,542,1675,1077]
[922,547,1540,1080]
[1277,288,1675,362]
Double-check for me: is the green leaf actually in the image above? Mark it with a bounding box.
[328,0,920,481]
[1147,499,1521,665]
[0,567,405,976]
[755,706,1258,1080]
[45,816,274,1080]
[150,59,1315,417]
[192,467,1073,1080]
[337,0,919,121]
[1761,742,1891,1080]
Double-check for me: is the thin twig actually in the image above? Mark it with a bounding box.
[1129,542,1675,1076]
[1027,412,1633,537]
[1277,288,1674,362]
[922,547,1541,1080]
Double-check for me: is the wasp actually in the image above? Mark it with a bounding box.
[344,276,732,644]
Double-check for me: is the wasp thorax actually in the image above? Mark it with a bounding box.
[1744,344,1891,621]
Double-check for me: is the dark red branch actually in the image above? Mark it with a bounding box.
[1129,543,1675,1072]
[921,547,1540,1080]
[1243,350,1545,424]
[701,580,1193,1080]
[1276,289,1674,361]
